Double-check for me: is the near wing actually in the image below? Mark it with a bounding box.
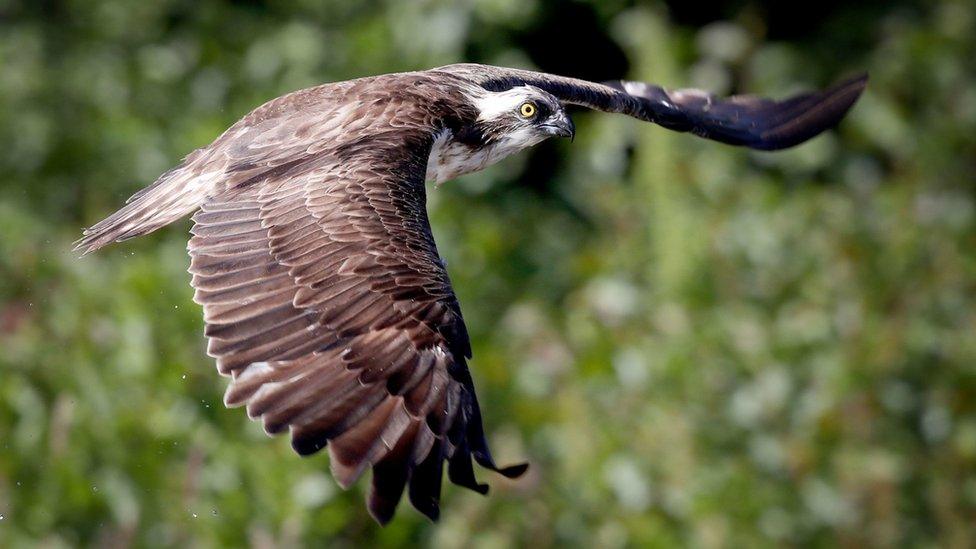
[439,64,867,150]
[187,134,526,524]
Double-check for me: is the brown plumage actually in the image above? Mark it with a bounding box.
[75,63,866,523]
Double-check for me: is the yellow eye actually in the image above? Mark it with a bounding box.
[519,102,537,118]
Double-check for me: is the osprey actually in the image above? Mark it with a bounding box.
[75,63,866,524]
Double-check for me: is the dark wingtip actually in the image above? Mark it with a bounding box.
[447,454,490,495]
[753,71,869,150]
[367,498,397,526]
[291,436,328,456]
[841,71,869,108]
[830,72,869,111]
[411,499,441,522]
[612,69,869,151]
[423,507,441,522]
[851,71,870,87]
[496,462,529,478]
[408,440,445,522]
[826,71,870,113]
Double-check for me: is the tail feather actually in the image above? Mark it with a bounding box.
[74,163,217,255]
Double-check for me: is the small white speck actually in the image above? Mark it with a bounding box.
[92,486,98,492]
[0,514,5,520]
[192,512,198,518]
[181,374,187,380]
[211,508,219,516]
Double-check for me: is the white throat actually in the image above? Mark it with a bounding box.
[426,129,481,184]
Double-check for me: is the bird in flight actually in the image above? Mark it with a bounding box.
[75,63,866,524]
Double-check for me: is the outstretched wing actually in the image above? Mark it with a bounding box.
[75,71,525,524]
[437,64,867,150]
[187,133,526,524]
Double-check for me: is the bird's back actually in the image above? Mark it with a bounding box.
[75,69,480,254]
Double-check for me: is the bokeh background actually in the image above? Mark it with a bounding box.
[2,0,975,547]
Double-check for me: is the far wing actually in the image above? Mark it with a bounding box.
[439,63,867,150]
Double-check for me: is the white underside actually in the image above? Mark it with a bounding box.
[425,130,492,184]
[424,127,546,185]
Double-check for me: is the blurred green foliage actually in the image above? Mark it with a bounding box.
[1,0,975,547]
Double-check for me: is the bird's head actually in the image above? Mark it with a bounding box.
[472,85,575,150]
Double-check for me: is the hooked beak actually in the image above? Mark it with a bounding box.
[541,112,576,142]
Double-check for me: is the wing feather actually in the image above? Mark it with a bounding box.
[438,63,866,150]
[181,112,524,522]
